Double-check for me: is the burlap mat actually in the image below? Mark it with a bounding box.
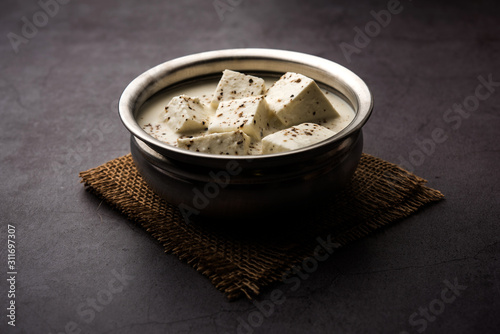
[79,153,443,300]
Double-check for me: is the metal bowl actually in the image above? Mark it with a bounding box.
[119,49,373,219]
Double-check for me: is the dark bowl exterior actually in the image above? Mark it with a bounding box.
[131,131,363,218]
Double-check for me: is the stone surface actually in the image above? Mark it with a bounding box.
[0,0,499,333]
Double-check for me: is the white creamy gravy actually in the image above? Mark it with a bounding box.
[137,77,356,155]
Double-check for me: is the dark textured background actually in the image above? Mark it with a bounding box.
[1,0,499,333]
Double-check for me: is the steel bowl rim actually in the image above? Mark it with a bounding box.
[119,48,373,161]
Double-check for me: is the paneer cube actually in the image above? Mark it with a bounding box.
[162,95,210,134]
[265,72,339,126]
[261,123,336,154]
[177,130,250,155]
[211,70,266,108]
[208,95,269,139]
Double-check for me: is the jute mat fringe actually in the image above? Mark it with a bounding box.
[79,153,444,300]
